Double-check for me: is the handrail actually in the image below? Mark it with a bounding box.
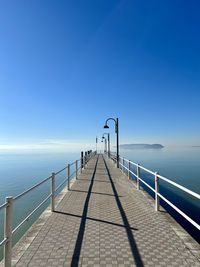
[12,193,52,235]
[55,166,68,176]
[0,150,96,266]
[14,175,52,201]
[157,174,200,200]
[0,202,7,211]
[119,156,200,199]
[115,154,200,231]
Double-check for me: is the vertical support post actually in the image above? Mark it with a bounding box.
[51,172,55,212]
[68,164,70,190]
[4,196,13,267]
[128,160,130,179]
[81,151,84,171]
[108,133,110,158]
[137,164,140,190]
[83,156,85,169]
[116,118,119,168]
[85,152,87,167]
[76,160,78,180]
[123,157,125,173]
[155,172,160,211]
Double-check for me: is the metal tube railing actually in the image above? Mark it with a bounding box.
[13,175,52,201]
[112,154,200,231]
[12,193,52,235]
[0,150,96,266]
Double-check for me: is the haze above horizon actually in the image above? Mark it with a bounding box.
[1,0,200,151]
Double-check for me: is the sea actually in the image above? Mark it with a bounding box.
[0,147,199,260]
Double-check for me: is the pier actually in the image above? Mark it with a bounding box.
[0,153,200,267]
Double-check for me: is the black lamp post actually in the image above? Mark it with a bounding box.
[103,118,119,168]
[101,137,107,154]
[102,133,110,158]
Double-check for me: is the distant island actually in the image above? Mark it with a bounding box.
[119,144,164,149]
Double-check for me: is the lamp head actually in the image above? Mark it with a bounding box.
[102,136,105,139]
[104,124,109,129]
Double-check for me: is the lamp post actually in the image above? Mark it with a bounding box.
[96,137,98,154]
[101,137,107,154]
[102,133,110,157]
[103,117,119,168]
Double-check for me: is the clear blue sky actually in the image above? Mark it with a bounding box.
[0,0,200,151]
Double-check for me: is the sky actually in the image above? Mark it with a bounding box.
[0,0,200,152]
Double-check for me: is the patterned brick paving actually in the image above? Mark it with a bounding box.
[11,155,200,266]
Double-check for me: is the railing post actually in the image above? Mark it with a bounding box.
[4,196,13,267]
[84,156,86,169]
[155,172,160,211]
[76,160,78,180]
[51,172,55,212]
[81,151,84,172]
[123,157,125,173]
[137,164,140,190]
[85,152,87,166]
[68,164,70,190]
[128,160,130,179]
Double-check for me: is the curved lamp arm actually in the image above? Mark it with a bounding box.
[104,118,117,133]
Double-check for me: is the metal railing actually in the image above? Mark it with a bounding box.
[108,152,200,231]
[0,150,96,267]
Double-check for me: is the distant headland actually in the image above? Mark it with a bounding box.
[119,144,164,149]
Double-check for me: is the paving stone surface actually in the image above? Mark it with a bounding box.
[10,155,200,266]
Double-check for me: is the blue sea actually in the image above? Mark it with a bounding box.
[0,147,199,260]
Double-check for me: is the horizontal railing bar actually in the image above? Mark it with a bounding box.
[121,165,129,172]
[138,177,155,192]
[70,171,76,177]
[55,178,67,192]
[0,238,7,247]
[158,193,200,230]
[12,193,52,235]
[0,202,7,211]
[120,156,200,200]
[55,166,67,176]
[14,175,52,201]
[138,165,155,175]
[119,156,129,163]
[130,170,138,178]
[129,161,138,167]
[157,174,200,200]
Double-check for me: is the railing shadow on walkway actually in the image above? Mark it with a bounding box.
[76,178,110,183]
[69,189,123,198]
[54,211,138,231]
[102,155,144,267]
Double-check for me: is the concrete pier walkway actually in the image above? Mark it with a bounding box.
[9,155,200,266]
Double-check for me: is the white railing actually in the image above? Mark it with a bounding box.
[108,152,200,231]
[0,150,96,267]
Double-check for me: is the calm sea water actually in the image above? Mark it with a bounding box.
[0,148,199,260]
